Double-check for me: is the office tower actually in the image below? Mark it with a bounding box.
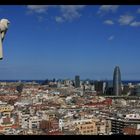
[94,81,104,94]
[75,75,80,88]
[133,86,140,96]
[113,66,122,96]
[103,82,107,94]
[105,81,113,95]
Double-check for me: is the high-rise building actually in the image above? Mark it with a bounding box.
[75,75,80,88]
[105,81,113,95]
[94,81,104,94]
[113,66,122,96]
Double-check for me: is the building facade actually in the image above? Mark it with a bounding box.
[74,118,111,135]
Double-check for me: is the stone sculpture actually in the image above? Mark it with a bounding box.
[0,19,10,59]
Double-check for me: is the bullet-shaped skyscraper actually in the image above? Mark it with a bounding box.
[113,66,122,96]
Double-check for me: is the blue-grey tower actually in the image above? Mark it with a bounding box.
[113,66,122,96]
[75,75,80,88]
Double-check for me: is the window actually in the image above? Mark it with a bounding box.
[32,124,37,128]
[83,127,86,129]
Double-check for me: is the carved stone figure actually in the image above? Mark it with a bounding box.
[0,19,10,59]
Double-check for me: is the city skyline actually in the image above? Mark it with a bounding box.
[0,5,140,80]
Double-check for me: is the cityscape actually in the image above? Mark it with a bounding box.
[0,5,140,135]
[0,66,140,135]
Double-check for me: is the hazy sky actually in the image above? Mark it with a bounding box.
[0,5,140,80]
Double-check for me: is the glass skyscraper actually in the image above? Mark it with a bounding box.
[75,75,80,88]
[113,66,122,96]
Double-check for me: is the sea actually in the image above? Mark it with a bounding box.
[0,80,140,85]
